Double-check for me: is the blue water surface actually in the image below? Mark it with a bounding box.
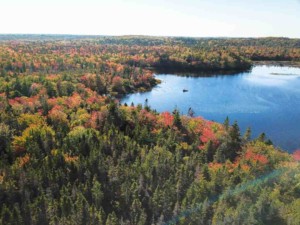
[121,65,300,152]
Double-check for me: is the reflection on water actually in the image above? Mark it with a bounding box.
[245,66,300,87]
[121,65,300,152]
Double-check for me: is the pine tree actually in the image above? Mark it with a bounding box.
[243,127,251,142]
[223,116,230,131]
[105,212,118,225]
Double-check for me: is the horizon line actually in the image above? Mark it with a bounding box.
[0,33,299,39]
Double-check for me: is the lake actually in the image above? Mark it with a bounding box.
[121,65,300,153]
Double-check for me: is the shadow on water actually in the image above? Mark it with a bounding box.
[152,68,252,77]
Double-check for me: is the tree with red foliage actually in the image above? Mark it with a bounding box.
[160,112,174,127]
[293,149,300,161]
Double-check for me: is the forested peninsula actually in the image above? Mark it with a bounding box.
[1,35,300,225]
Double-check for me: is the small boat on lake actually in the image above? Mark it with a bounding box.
[183,89,188,92]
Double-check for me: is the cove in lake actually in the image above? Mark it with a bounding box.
[121,65,300,153]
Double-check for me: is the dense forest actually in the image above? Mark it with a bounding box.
[1,35,300,225]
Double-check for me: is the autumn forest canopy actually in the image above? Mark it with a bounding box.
[0,35,300,225]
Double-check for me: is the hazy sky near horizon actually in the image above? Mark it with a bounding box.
[1,0,300,37]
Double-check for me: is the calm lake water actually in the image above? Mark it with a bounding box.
[121,65,300,153]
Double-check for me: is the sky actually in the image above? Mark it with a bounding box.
[1,0,300,38]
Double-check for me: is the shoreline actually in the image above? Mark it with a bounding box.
[253,60,300,68]
[118,61,300,99]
